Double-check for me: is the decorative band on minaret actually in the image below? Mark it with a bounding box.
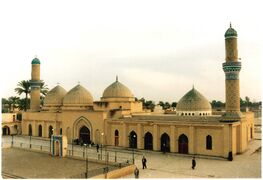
[29,57,42,111]
[222,23,242,120]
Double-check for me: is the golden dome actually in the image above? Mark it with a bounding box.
[63,84,93,106]
[177,87,211,111]
[44,85,67,106]
[102,77,134,98]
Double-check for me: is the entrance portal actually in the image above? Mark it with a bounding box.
[178,134,188,154]
[79,126,91,144]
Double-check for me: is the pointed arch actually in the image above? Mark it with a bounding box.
[178,134,188,154]
[114,129,119,146]
[144,132,153,150]
[28,124,32,136]
[48,125,53,138]
[206,135,212,150]
[38,125,42,137]
[73,116,93,142]
[129,131,137,148]
[161,133,170,152]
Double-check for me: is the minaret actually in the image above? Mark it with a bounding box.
[29,57,42,111]
[222,23,242,121]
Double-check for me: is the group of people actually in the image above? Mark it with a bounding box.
[134,156,196,178]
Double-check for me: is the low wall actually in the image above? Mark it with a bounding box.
[93,164,135,179]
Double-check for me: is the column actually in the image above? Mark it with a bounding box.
[137,124,142,149]
[153,124,160,151]
[170,125,175,152]
[223,125,230,158]
[122,123,127,147]
[189,126,194,154]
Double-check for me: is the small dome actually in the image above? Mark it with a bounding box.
[44,85,67,106]
[102,77,134,98]
[32,57,41,64]
[63,84,93,106]
[224,23,237,38]
[177,87,211,111]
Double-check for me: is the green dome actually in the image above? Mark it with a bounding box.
[31,57,41,64]
[177,87,211,111]
[224,23,237,38]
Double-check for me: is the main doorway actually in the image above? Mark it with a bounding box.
[79,126,91,144]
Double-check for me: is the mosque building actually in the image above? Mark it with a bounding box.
[21,25,254,158]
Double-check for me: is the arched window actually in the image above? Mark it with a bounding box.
[28,124,32,136]
[38,125,42,137]
[60,128,62,135]
[206,135,212,150]
[115,130,119,146]
[192,113,194,116]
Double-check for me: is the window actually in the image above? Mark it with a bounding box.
[206,135,212,150]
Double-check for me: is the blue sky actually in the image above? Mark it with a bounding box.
[0,0,262,103]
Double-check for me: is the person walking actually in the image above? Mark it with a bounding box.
[142,156,147,169]
[192,157,196,170]
[96,144,99,153]
[134,167,139,179]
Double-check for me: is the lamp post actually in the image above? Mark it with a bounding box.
[30,135,32,149]
[50,128,54,153]
[101,132,104,160]
[132,134,136,164]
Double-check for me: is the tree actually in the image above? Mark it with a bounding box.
[40,82,49,106]
[8,96,20,112]
[15,80,30,111]
[2,98,9,113]
[139,98,155,111]
[164,102,171,109]
[171,102,177,108]
[15,80,49,111]
[211,100,225,109]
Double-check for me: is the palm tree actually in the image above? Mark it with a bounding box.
[8,96,20,112]
[15,80,49,111]
[40,82,49,96]
[15,80,30,111]
[40,82,49,106]
[2,98,9,112]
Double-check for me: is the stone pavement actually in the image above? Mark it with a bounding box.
[1,148,106,178]
[123,138,261,178]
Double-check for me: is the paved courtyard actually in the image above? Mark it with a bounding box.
[1,132,261,178]
[2,148,107,178]
[123,138,261,178]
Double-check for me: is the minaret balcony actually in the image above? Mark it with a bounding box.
[222,61,241,72]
